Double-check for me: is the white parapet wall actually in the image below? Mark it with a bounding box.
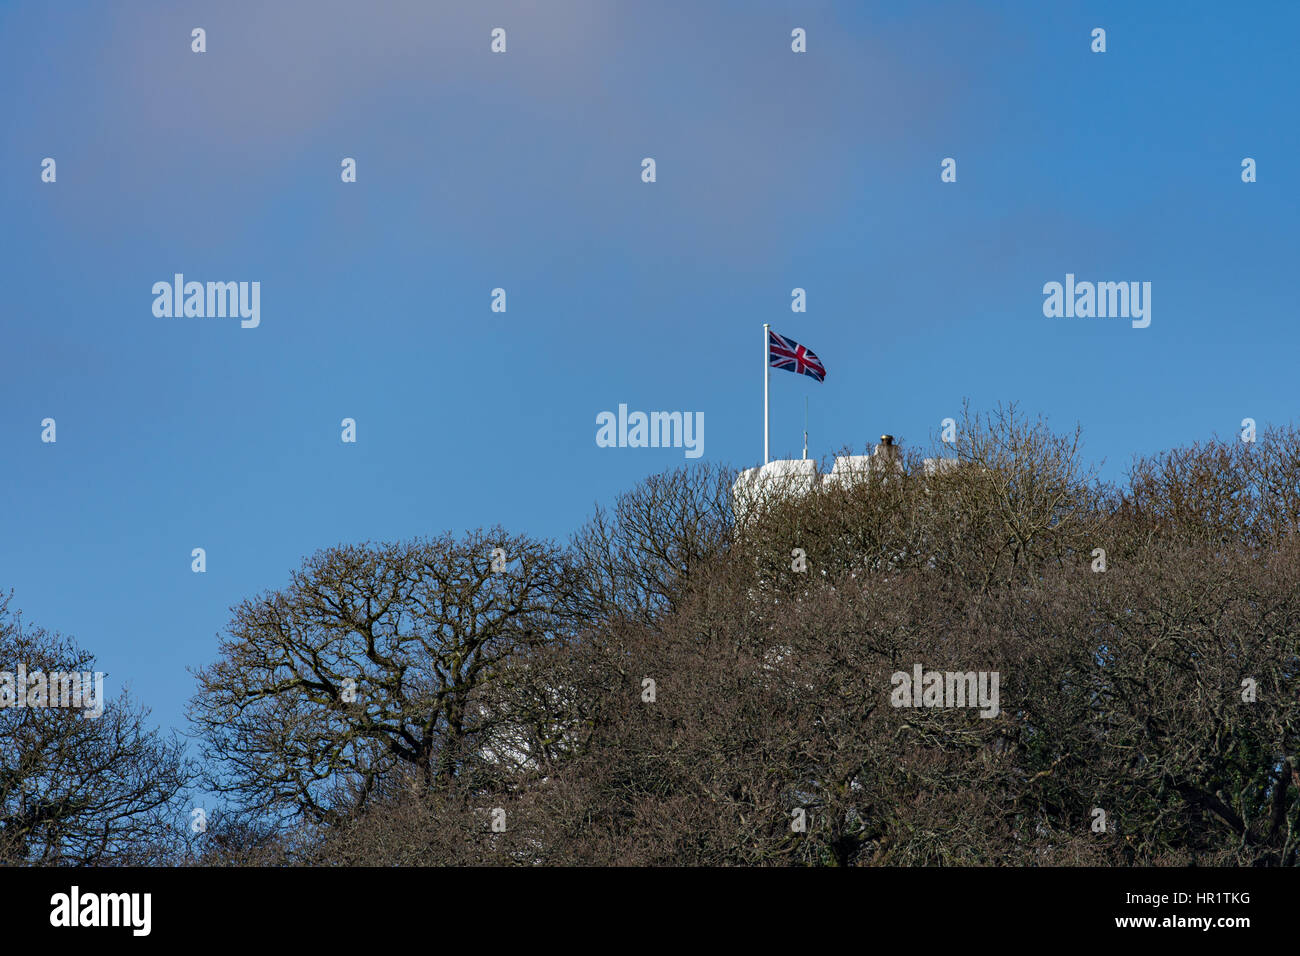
[823,452,904,490]
[732,440,961,522]
[731,458,820,524]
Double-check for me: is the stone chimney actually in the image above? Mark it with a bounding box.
[874,434,899,461]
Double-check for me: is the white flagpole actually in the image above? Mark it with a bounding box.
[763,323,770,465]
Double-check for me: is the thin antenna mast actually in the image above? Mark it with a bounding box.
[803,396,808,460]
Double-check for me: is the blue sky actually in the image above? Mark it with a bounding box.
[2,0,1297,742]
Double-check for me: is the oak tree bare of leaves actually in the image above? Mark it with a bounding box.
[187,528,576,829]
[0,593,191,865]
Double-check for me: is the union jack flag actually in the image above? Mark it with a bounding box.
[769,330,826,382]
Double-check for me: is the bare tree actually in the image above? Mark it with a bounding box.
[568,462,736,628]
[0,593,191,865]
[188,528,575,828]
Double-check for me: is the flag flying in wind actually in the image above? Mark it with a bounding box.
[768,330,826,382]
